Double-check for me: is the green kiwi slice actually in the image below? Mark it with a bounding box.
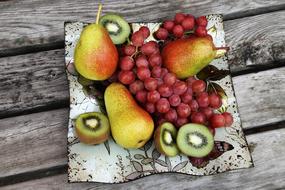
[154,122,179,157]
[75,112,110,145]
[99,13,131,44]
[177,123,214,158]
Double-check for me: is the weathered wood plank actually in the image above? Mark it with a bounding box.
[2,127,285,190]
[0,0,285,52]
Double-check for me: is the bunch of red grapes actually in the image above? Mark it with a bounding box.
[111,13,233,133]
[155,13,208,40]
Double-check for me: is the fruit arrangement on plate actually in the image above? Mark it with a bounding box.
[65,4,253,183]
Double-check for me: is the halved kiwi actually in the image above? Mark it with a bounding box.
[99,13,131,45]
[177,123,214,158]
[75,112,110,145]
[154,122,179,157]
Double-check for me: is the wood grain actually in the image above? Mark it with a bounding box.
[2,127,285,190]
[0,0,285,52]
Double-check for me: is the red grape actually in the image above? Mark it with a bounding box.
[210,114,225,128]
[222,112,234,127]
[137,66,151,81]
[163,20,175,31]
[196,16,208,26]
[141,41,158,56]
[135,55,149,67]
[177,103,191,118]
[129,80,144,94]
[186,76,196,87]
[200,107,213,119]
[195,26,207,37]
[174,13,185,24]
[164,108,178,123]
[173,24,184,38]
[118,70,135,85]
[181,91,193,103]
[189,100,199,112]
[176,117,188,127]
[144,77,158,91]
[156,78,164,86]
[157,117,167,126]
[169,94,181,107]
[156,98,170,113]
[197,92,209,108]
[152,66,162,78]
[181,17,195,30]
[173,81,187,95]
[136,90,147,103]
[120,56,134,71]
[155,28,169,40]
[122,44,136,56]
[149,53,162,67]
[158,84,173,97]
[147,90,160,103]
[161,68,169,78]
[192,80,206,93]
[209,93,222,109]
[139,26,150,39]
[163,73,176,86]
[131,31,144,47]
[190,112,206,124]
[145,102,155,113]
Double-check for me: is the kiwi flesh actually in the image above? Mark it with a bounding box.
[154,122,179,157]
[99,13,131,44]
[75,112,110,145]
[177,123,214,158]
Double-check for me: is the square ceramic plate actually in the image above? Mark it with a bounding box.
[65,14,253,183]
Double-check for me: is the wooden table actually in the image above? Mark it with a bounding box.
[1,1,285,189]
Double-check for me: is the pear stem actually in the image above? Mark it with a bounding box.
[215,47,229,58]
[96,3,103,24]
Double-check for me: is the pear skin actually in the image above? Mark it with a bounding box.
[104,83,154,149]
[162,36,225,79]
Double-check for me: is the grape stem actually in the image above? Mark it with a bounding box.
[96,3,103,24]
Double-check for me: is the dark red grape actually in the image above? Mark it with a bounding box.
[173,81,187,95]
[210,114,225,128]
[118,70,135,85]
[156,98,170,113]
[189,100,199,112]
[158,84,173,97]
[135,55,149,67]
[173,24,184,38]
[222,112,234,127]
[152,66,162,78]
[195,26,207,37]
[177,103,191,118]
[155,28,169,40]
[137,66,151,81]
[139,26,150,39]
[190,112,206,124]
[169,94,181,107]
[200,107,213,119]
[144,77,158,91]
[164,108,178,123]
[136,90,147,103]
[129,80,144,94]
[122,44,136,56]
[176,117,188,127]
[181,17,195,30]
[120,56,134,71]
[174,13,185,24]
[192,80,206,93]
[209,93,222,109]
[197,92,209,108]
[145,102,155,113]
[157,117,167,126]
[147,90,160,103]
[163,73,176,86]
[149,53,162,67]
[196,16,208,26]
[163,20,175,31]
[131,31,144,47]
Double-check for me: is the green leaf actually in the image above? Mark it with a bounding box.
[197,65,230,81]
[207,82,228,113]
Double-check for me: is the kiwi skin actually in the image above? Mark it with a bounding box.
[154,122,179,157]
[75,112,110,145]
